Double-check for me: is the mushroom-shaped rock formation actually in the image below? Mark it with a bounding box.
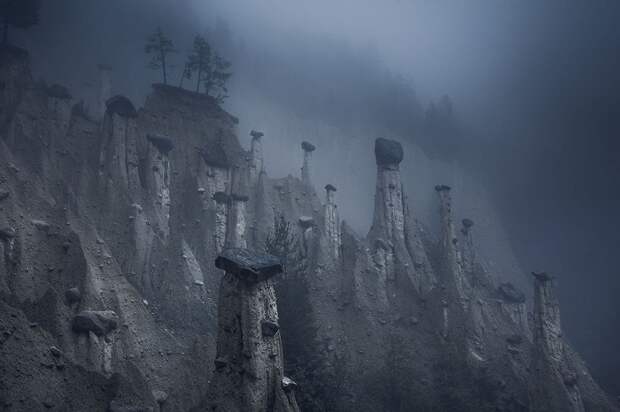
[105,95,137,118]
[375,137,404,166]
[434,184,451,192]
[325,183,337,192]
[301,141,316,185]
[532,271,553,282]
[250,130,264,139]
[146,134,174,154]
[209,248,300,412]
[462,218,474,229]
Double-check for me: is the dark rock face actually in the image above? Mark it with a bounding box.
[374,137,404,165]
[72,310,119,336]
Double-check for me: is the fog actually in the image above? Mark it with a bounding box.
[12,0,620,394]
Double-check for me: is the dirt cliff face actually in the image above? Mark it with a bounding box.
[0,46,617,412]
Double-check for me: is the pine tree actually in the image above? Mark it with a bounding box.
[145,27,176,85]
[186,34,232,103]
[1,0,40,45]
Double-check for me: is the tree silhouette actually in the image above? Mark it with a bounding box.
[1,0,40,45]
[145,27,176,85]
[186,34,232,103]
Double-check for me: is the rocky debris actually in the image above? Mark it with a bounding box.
[215,248,282,283]
[498,282,526,303]
[146,134,174,154]
[49,346,62,357]
[46,84,71,100]
[209,248,300,412]
[72,310,119,336]
[374,137,403,165]
[65,287,81,304]
[105,95,137,118]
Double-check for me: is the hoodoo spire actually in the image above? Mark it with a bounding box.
[301,141,316,186]
[226,167,249,248]
[249,130,264,184]
[530,271,585,412]
[323,184,341,259]
[208,248,301,412]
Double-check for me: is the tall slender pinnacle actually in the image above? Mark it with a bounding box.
[209,249,300,412]
[97,64,112,120]
[249,130,264,184]
[435,185,470,304]
[226,167,249,248]
[324,184,340,259]
[370,138,405,242]
[530,272,585,412]
[301,141,316,186]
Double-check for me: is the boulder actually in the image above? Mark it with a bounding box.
[215,248,282,283]
[105,95,137,118]
[213,192,230,204]
[324,184,337,192]
[72,310,119,336]
[301,141,316,152]
[375,138,403,165]
[462,218,474,228]
[261,320,280,337]
[434,184,451,192]
[250,130,264,139]
[298,216,314,229]
[0,190,9,201]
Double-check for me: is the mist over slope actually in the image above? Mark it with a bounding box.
[9,0,620,395]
